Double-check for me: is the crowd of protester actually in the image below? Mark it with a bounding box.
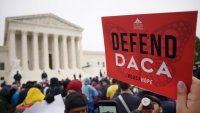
[0,69,200,113]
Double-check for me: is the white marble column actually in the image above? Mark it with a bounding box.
[71,37,76,69]
[9,29,16,65]
[43,33,49,70]
[62,36,68,70]
[21,31,28,70]
[53,34,59,70]
[32,32,39,70]
[77,38,82,69]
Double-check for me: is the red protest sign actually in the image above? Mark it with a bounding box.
[102,11,197,99]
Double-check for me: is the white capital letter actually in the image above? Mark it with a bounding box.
[127,56,138,70]
[141,58,153,73]
[115,53,125,67]
[156,62,172,78]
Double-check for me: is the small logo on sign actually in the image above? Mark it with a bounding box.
[134,18,143,30]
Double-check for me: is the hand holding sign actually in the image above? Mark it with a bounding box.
[102,11,198,99]
[177,77,200,113]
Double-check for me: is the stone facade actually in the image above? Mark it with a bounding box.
[0,14,106,83]
[82,51,107,76]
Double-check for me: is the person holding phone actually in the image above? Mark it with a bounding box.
[98,100,118,113]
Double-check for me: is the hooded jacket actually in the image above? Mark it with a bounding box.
[16,88,45,111]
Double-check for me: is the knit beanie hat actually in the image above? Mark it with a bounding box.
[50,77,59,87]
[66,80,82,93]
[65,92,87,112]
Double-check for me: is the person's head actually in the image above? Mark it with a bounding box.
[73,74,76,80]
[140,95,163,113]
[41,71,48,80]
[0,77,4,85]
[112,79,118,85]
[95,76,99,81]
[65,92,87,113]
[0,77,4,81]
[24,87,45,105]
[25,81,34,89]
[50,77,59,87]
[63,79,71,89]
[12,81,20,87]
[34,84,42,90]
[83,78,90,85]
[0,85,11,99]
[101,78,109,86]
[66,80,82,93]
[92,78,98,84]
[118,80,130,91]
[79,74,82,79]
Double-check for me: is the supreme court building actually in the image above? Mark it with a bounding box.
[0,13,106,83]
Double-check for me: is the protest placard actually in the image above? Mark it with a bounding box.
[102,11,198,99]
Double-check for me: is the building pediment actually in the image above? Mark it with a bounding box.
[6,13,83,31]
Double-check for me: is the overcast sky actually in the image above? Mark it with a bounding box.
[0,0,200,51]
